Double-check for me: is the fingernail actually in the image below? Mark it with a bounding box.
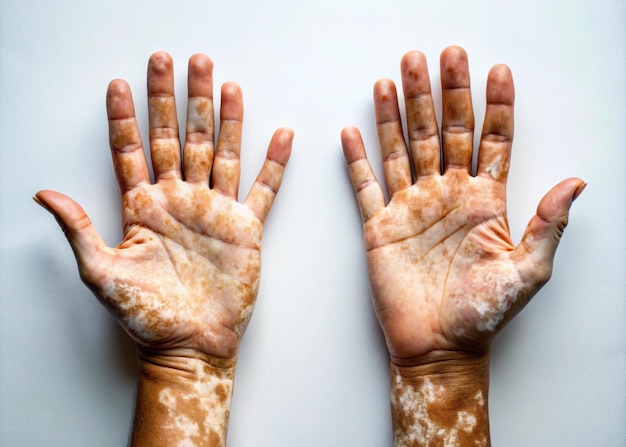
[572,182,587,202]
[33,195,51,213]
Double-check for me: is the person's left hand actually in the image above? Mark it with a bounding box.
[342,47,584,366]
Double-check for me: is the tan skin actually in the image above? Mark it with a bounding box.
[36,52,293,447]
[342,46,585,446]
[34,47,583,447]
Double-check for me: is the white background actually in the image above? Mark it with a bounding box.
[1,1,624,446]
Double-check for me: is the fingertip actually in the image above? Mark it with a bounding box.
[441,45,468,60]
[341,126,366,163]
[219,82,243,119]
[277,126,295,140]
[440,46,470,88]
[487,64,515,104]
[187,53,214,98]
[107,78,131,94]
[268,127,294,165]
[221,81,242,97]
[33,190,54,214]
[374,78,397,101]
[341,125,360,142]
[536,178,586,223]
[148,51,174,74]
[106,80,135,119]
[401,50,427,70]
[400,50,431,92]
[32,190,91,232]
[572,179,587,202]
[188,53,214,74]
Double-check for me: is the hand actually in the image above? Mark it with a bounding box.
[342,46,585,366]
[36,52,292,364]
[36,52,293,447]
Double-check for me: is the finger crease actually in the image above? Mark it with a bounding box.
[255,179,277,194]
[443,126,473,135]
[113,142,143,154]
[384,151,409,162]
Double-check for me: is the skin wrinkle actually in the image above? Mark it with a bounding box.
[110,119,142,151]
[152,139,182,174]
[438,229,470,320]
[391,371,487,447]
[98,200,260,351]
[366,198,463,253]
[156,359,234,447]
[149,96,179,130]
[124,186,261,251]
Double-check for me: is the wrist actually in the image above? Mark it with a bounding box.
[390,351,491,447]
[131,348,237,447]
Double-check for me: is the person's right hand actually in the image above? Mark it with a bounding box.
[36,52,293,367]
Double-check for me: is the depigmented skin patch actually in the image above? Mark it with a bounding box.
[37,51,293,447]
[89,179,263,358]
[391,361,490,447]
[133,356,236,447]
[94,179,264,447]
[364,171,533,361]
[343,46,579,447]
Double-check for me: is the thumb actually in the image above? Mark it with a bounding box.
[34,190,109,282]
[514,177,586,289]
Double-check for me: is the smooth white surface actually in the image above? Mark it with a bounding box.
[1,1,624,446]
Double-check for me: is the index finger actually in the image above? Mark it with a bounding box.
[107,80,150,192]
[477,64,515,183]
[244,128,293,222]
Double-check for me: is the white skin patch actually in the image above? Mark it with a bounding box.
[447,258,525,339]
[391,371,487,447]
[470,265,523,333]
[157,359,233,446]
[186,98,213,133]
[484,154,503,180]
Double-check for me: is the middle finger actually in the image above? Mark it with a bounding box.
[440,46,475,174]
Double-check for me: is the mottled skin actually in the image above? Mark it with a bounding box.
[36,52,293,447]
[342,46,585,446]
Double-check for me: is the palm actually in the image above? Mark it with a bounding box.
[366,173,525,360]
[88,182,262,357]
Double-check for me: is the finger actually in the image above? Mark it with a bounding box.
[401,51,441,177]
[213,82,243,199]
[107,80,150,192]
[184,53,215,184]
[244,128,294,222]
[440,46,474,173]
[341,126,386,222]
[147,52,182,181]
[513,178,586,290]
[374,79,412,196]
[34,190,110,282]
[477,64,515,183]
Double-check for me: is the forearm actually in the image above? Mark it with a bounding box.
[390,352,491,447]
[130,349,236,447]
